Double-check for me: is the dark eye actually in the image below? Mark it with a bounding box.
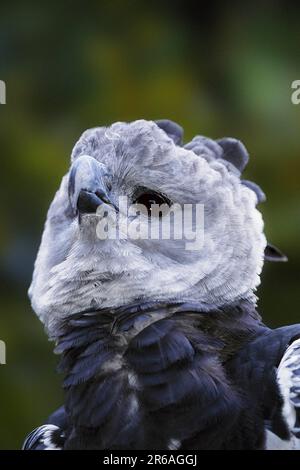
[133,188,171,217]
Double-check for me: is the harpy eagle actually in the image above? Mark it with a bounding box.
[24,119,300,450]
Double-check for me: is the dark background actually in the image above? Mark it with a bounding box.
[0,0,299,449]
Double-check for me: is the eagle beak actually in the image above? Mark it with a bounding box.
[76,189,111,214]
[68,155,116,216]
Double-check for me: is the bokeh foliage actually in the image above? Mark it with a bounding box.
[0,1,299,448]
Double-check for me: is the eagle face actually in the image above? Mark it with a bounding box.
[29,119,266,332]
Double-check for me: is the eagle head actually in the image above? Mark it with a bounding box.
[29,119,267,333]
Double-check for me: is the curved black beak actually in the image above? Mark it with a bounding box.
[77,189,115,214]
[68,155,117,216]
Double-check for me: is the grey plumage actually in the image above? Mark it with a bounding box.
[29,119,266,334]
[24,119,300,450]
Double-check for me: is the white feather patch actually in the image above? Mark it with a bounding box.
[267,338,300,450]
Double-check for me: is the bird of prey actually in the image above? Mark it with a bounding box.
[23,119,300,450]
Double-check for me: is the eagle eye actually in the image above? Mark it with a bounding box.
[133,188,171,217]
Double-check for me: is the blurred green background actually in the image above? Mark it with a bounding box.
[0,0,299,449]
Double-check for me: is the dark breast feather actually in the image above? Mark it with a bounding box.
[25,301,300,450]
